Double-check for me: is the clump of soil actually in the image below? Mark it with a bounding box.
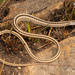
[0,34,24,53]
[0,33,32,64]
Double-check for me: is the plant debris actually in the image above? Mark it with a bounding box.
[0,34,24,53]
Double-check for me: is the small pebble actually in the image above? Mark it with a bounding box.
[26,54,28,57]
[18,67,21,70]
[72,70,75,72]
[19,59,21,61]
[18,73,21,75]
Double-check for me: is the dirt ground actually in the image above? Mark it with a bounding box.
[0,0,75,75]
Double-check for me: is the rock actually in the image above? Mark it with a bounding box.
[4,0,64,20]
[22,36,75,75]
[18,67,21,70]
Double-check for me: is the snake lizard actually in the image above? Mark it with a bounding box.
[0,13,75,67]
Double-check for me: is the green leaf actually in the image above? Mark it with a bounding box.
[26,21,31,33]
[33,38,39,43]
[0,0,7,4]
[70,8,74,20]
[26,21,31,40]
[41,27,48,32]
[8,27,12,41]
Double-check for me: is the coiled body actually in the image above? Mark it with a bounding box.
[0,13,75,67]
